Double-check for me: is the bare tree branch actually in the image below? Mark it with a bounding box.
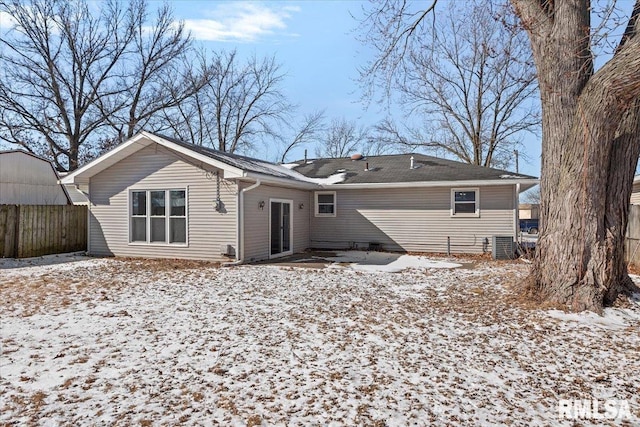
[0,0,130,169]
[355,0,438,104]
[315,118,370,158]
[361,1,539,169]
[163,50,293,154]
[280,110,325,163]
[0,0,210,169]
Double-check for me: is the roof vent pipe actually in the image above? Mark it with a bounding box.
[365,162,369,171]
[410,156,414,169]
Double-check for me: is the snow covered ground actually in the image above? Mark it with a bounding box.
[1,254,639,426]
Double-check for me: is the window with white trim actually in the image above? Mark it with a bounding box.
[315,191,336,217]
[451,188,479,217]
[130,189,187,244]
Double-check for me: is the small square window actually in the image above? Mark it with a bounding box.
[315,191,336,217]
[452,189,479,217]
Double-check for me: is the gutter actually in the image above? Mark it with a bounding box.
[322,178,539,190]
[243,172,320,190]
[224,179,261,266]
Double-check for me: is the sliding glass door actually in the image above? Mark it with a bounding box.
[270,200,292,258]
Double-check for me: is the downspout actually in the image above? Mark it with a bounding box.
[80,182,91,255]
[224,179,261,266]
[514,183,520,243]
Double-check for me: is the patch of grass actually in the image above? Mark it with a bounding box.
[30,390,47,412]
[116,257,220,272]
[246,415,262,426]
[70,355,89,364]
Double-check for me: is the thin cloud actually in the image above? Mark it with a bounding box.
[182,2,299,42]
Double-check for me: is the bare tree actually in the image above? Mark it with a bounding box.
[0,0,209,169]
[159,50,218,150]
[106,3,210,141]
[0,0,138,170]
[371,117,428,154]
[521,186,540,204]
[280,110,325,162]
[514,0,640,311]
[359,0,640,311]
[164,50,292,154]
[315,118,370,158]
[361,1,539,169]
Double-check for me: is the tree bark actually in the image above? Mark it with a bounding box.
[513,0,640,312]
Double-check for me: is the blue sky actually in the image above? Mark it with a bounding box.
[168,0,544,176]
[4,1,636,178]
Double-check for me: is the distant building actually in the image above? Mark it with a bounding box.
[0,150,71,205]
[631,175,640,205]
[519,203,539,220]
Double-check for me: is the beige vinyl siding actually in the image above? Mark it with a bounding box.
[242,183,311,262]
[310,185,516,254]
[89,144,237,261]
[631,182,640,205]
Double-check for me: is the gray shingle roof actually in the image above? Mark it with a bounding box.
[155,134,299,180]
[153,134,536,185]
[290,153,536,184]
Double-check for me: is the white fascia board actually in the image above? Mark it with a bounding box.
[321,178,540,190]
[60,133,151,184]
[242,172,320,190]
[518,182,539,192]
[60,132,245,184]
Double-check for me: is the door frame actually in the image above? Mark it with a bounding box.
[268,198,293,259]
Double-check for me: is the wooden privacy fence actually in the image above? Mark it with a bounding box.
[0,205,87,258]
[627,204,640,266]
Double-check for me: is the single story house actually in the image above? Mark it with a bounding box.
[631,175,640,205]
[60,132,538,262]
[0,150,71,205]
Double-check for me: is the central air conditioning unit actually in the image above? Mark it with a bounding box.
[492,236,515,260]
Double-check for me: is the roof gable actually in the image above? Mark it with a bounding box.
[61,132,272,184]
[61,132,326,188]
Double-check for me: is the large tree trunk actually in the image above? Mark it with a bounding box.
[513,0,640,312]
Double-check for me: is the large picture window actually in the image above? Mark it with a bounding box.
[451,188,479,217]
[130,189,187,244]
[315,191,336,217]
